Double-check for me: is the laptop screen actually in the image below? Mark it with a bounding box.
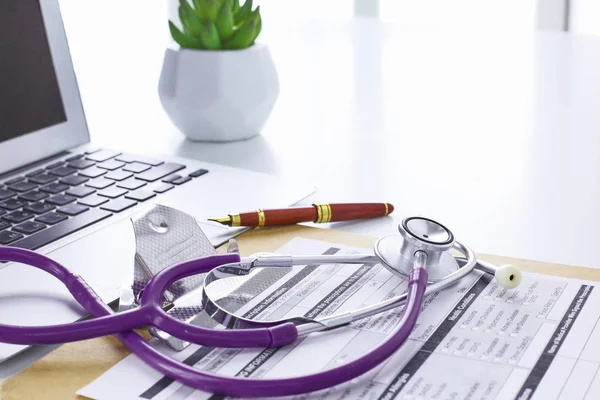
[0,0,67,144]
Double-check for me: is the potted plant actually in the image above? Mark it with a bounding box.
[158,0,279,142]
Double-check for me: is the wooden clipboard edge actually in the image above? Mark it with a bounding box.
[1,225,599,400]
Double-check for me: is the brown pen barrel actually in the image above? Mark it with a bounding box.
[232,207,317,227]
[313,203,394,223]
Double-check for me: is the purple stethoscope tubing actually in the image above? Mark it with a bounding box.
[0,246,427,398]
[0,248,295,348]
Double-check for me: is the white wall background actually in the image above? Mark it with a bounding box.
[254,0,538,31]
[571,0,600,36]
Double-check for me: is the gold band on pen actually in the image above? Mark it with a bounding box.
[314,204,323,223]
[313,203,332,223]
[231,213,241,226]
[257,209,266,227]
[384,203,389,216]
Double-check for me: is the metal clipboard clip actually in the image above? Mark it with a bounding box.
[119,204,220,351]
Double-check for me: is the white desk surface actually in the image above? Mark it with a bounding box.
[3,1,600,387]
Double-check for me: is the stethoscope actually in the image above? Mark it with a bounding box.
[0,216,522,398]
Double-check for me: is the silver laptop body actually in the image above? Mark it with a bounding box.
[0,0,313,362]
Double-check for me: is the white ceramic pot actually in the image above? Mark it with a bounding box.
[158,44,279,142]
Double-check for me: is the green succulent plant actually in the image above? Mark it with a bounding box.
[169,0,262,50]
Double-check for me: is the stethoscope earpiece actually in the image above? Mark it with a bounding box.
[494,264,523,289]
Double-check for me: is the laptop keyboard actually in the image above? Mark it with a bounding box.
[0,149,209,249]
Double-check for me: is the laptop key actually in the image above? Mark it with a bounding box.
[151,183,174,194]
[85,178,114,189]
[105,170,133,181]
[0,210,6,216]
[12,209,113,251]
[0,221,9,230]
[66,186,96,198]
[29,173,57,184]
[123,162,151,173]
[35,212,68,225]
[172,176,191,185]
[57,204,89,216]
[100,198,137,213]
[41,183,70,194]
[47,194,76,206]
[0,198,28,210]
[60,175,89,186]
[97,160,125,171]
[0,231,24,245]
[45,161,64,170]
[114,154,135,163]
[19,191,49,202]
[7,181,38,192]
[78,194,109,207]
[86,150,121,162]
[66,153,84,161]
[115,153,164,166]
[5,176,24,185]
[189,168,209,178]
[68,159,96,169]
[49,166,77,177]
[0,189,15,200]
[162,174,181,183]
[2,211,34,223]
[13,221,47,235]
[25,168,45,177]
[98,187,128,198]
[79,166,106,178]
[125,190,156,202]
[117,178,146,191]
[24,202,55,214]
[136,163,186,182]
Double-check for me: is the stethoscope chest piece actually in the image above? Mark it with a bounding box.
[374,216,459,283]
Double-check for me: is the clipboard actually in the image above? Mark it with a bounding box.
[1,225,598,400]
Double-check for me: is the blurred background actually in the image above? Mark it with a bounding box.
[52,0,600,192]
[58,1,600,44]
[54,0,600,158]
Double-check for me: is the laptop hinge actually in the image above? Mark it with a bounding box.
[0,150,71,181]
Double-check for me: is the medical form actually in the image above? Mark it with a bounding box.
[78,238,600,400]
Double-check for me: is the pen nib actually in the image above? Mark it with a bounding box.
[207,216,232,226]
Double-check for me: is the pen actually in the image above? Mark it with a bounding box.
[207,202,394,227]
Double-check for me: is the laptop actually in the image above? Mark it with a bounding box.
[0,0,314,362]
